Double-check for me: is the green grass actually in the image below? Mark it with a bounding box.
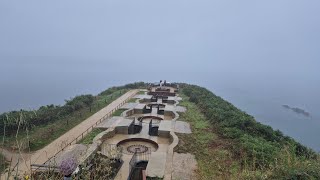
[177,90,320,179]
[175,94,239,179]
[78,128,104,145]
[1,89,128,152]
[112,109,126,116]
[138,91,146,95]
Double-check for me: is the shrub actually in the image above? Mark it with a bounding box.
[179,83,317,169]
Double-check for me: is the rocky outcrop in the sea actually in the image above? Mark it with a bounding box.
[282,105,311,117]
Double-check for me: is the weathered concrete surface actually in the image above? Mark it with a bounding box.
[164,105,186,113]
[158,120,172,138]
[146,152,167,178]
[121,103,139,110]
[168,96,182,102]
[95,116,133,130]
[135,104,146,110]
[163,131,179,180]
[172,153,197,180]
[174,121,192,134]
[175,106,187,113]
[159,120,172,131]
[134,94,153,99]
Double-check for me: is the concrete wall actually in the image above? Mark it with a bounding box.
[79,128,116,164]
[158,130,170,138]
[139,99,151,103]
[124,109,134,116]
[164,111,175,119]
[115,126,129,134]
[163,131,179,180]
[124,109,144,116]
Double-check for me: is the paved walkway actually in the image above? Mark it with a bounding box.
[0,147,31,171]
[1,89,138,179]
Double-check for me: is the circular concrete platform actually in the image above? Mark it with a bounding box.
[117,138,159,154]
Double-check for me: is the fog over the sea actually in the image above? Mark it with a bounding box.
[0,0,320,151]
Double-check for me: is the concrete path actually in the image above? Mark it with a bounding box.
[146,152,167,177]
[0,147,31,172]
[1,89,138,179]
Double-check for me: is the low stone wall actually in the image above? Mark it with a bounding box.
[78,128,116,165]
[163,131,179,180]
[172,111,180,121]
[164,111,175,119]
[115,126,129,134]
[123,109,133,117]
[158,130,170,138]
[139,98,151,104]
[125,108,144,115]
[166,100,176,104]
[148,92,176,97]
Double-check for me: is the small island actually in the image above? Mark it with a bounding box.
[282,105,311,117]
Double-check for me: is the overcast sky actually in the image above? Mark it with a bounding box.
[1,1,320,150]
[1,0,319,76]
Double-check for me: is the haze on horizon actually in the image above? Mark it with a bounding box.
[1,0,319,73]
[0,0,320,150]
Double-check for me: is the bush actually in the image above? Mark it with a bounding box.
[0,95,94,136]
[0,82,146,137]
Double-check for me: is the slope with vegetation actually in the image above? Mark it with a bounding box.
[2,82,319,179]
[176,83,320,179]
[0,82,147,152]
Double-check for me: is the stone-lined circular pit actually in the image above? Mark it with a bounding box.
[117,138,159,154]
[127,144,149,153]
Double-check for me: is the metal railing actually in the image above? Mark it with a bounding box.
[30,164,59,172]
[128,149,151,179]
[31,91,136,174]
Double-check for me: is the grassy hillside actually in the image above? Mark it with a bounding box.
[177,83,320,179]
[2,82,318,179]
[0,82,147,152]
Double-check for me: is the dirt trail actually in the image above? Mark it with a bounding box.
[0,89,138,179]
[1,147,31,169]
